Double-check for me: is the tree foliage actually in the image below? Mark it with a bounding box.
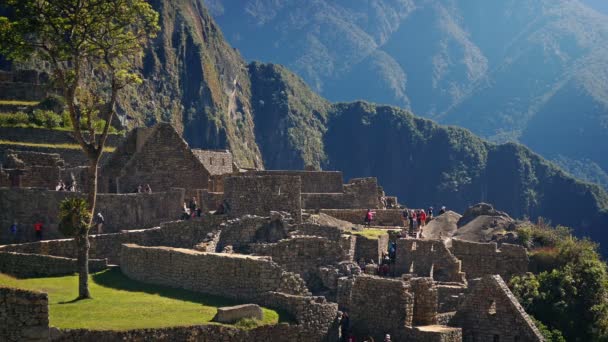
[59,197,91,237]
[510,231,608,341]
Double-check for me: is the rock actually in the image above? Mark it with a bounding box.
[213,304,264,324]
[457,203,511,227]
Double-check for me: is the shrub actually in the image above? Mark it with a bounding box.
[37,94,66,113]
[31,109,63,128]
[0,112,30,126]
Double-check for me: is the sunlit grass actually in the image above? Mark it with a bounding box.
[0,99,39,106]
[0,268,284,330]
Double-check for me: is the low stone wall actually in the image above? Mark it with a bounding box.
[0,252,107,277]
[217,214,292,253]
[350,275,413,341]
[250,236,349,290]
[0,218,224,264]
[395,239,466,283]
[301,178,381,210]
[120,244,310,300]
[450,239,528,280]
[320,209,404,226]
[0,187,184,244]
[354,234,389,264]
[0,287,49,342]
[294,222,345,241]
[51,324,312,342]
[224,175,302,223]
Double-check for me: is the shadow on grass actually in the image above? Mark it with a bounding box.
[91,268,294,323]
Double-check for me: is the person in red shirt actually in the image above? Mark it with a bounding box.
[34,221,43,240]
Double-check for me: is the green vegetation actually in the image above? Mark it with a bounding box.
[0,140,116,152]
[509,224,608,341]
[0,99,39,106]
[0,269,282,330]
[351,228,397,239]
[0,109,121,133]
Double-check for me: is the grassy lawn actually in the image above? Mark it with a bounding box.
[352,228,399,239]
[0,140,116,152]
[0,99,39,106]
[0,268,285,330]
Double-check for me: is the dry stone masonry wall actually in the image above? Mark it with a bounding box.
[0,252,107,277]
[224,175,302,222]
[0,287,49,342]
[395,239,466,283]
[451,239,528,280]
[120,244,310,300]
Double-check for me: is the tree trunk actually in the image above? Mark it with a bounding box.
[76,155,100,300]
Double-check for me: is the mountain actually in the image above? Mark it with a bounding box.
[2,0,608,253]
[205,0,608,189]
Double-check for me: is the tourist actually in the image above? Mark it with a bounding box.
[340,312,350,342]
[222,199,231,214]
[144,184,152,193]
[358,258,366,270]
[401,208,408,227]
[34,221,43,240]
[9,221,17,242]
[439,206,446,215]
[181,201,191,220]
[214,201,225,215]
[364,209,375,227]
[419,209,427,228]
[188,197,198,217]
[137,184,143,193]
[408,210,415,235]
[362,336,375,342]
[55,180,65,191]
[388,241,396,262]
[347,332,356,342]
[93,212,105,235]
[384,334,392,342]
[427,207,434,223]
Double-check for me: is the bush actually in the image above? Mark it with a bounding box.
[0,112,30,126]
[37,94,65,113]
[31,109,63,128]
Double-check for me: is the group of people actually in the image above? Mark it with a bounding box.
[340,312,392,341]
[55,179,77,192]
[136,184,152,193]
[181,197,202,220]
[8,220,44,241]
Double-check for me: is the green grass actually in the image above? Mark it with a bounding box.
[0,140,116,152]
[0,268,285,330]
[351,228,398,239]
[0,99,39,106]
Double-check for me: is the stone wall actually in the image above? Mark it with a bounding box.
[216,214,293,252]
[199,189,223,213]
[120,244,310,300]
[450,275,543,341]
[450,239,528,281]
[0,287,49,342]
[101,124,210,197]
[395,239,466,283]
[354,234,389,264]
[224,175,302,222]
[0,252,107,277]
[51,324,315,342]
[410,277,439,326]
[320,209,404,226]
[250,236,349,290]
[294,222,345,241]
[350,275,413,341]
[301,178,381,210]
[192,149,233,176]
[246,170,344,193]
[0,187,184,243]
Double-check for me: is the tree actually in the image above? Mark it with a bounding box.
[0,0,159,299]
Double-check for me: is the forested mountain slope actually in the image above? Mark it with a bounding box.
[206,0,608,188]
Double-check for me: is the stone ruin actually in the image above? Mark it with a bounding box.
[0,123,544,341]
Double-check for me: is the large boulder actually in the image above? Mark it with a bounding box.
[213,304,264,324]
[457,203,511,227]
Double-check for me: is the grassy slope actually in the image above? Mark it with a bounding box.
[0,269,282,330]
[0,140,116,152]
